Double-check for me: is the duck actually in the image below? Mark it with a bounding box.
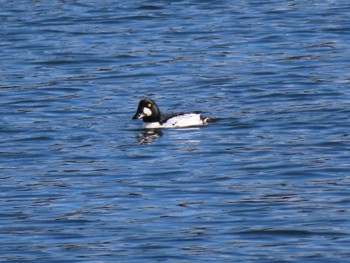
[132,99,208,129]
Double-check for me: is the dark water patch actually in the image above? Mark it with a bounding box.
[138,5,164,11]
[237,228,347,237]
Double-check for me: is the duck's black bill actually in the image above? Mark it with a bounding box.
[132,113,143,119]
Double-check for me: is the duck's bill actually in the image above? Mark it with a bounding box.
[132,113,145,119]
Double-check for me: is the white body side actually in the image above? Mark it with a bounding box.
[142,113,207,129]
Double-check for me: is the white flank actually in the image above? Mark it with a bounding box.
[142,114,207,129]
[162,113,206,128]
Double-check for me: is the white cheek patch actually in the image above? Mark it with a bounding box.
[143,107,152,116]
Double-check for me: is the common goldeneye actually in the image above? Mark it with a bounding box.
[132,99,208,129]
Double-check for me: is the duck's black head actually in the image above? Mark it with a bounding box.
[132,99,161,123]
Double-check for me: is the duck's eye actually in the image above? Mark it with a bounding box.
[147,103,152,108]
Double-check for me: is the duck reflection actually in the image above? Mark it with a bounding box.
[136,129,163,145]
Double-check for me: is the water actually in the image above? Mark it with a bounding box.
[1,0,350,262]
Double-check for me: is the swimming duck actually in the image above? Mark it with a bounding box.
[132,99,208,128]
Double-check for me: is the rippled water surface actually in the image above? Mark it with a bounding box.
[1,1,350,262]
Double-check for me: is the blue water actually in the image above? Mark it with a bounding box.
[1,1,350,262]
